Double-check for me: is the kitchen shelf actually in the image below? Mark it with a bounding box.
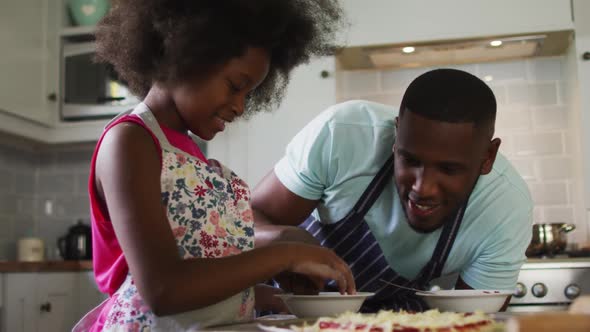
[60,25,95,36]
[0,260,93,272]
[60,26,96,42]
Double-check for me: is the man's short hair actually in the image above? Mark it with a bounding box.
[399,68,496,131]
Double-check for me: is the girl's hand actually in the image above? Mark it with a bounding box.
[274,271,320,295]
[283,243,356,295]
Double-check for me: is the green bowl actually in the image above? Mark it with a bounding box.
[67,0,110,26]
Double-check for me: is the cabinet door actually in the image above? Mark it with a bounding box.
[35,273,79,332]
[3,274,38,332]
[0,0,56,124]
[78,271,107,320]
[342,0,573,47]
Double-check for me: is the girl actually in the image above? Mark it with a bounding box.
[76,1,355,331]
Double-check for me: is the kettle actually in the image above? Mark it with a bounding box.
[58,220,92,260]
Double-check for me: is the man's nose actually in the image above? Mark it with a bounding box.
[411,168,437,198]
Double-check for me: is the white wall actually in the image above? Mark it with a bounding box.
[573,0,590,212]
[207,57,337,187]
[336,56,589,243]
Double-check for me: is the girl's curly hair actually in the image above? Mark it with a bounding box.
[95,0,346,117]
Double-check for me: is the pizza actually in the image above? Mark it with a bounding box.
[291,310,504,332]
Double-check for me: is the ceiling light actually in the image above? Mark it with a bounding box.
[490,40,503,47]
[402,46,415,54]
[484,75,493,82]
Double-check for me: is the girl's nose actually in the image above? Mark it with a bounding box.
[231,94,246,116]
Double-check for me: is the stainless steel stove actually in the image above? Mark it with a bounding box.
[508,257,590,312]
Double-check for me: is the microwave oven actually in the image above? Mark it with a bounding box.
[61,42,140,121]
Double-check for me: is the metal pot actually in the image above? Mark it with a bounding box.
[526,223,576,257]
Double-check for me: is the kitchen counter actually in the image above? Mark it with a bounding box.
[0,260,92,272]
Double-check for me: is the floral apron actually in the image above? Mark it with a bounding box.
[74,104,255,331]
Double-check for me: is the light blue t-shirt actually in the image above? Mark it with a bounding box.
[274,100,533,290]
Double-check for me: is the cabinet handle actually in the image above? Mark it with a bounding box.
[320,70,330,79]
[47,93,57,101]
[40,302,52,313]
[583,52,590,61]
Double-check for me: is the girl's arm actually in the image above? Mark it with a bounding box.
[95,123,355,316]
[255,284,289,313]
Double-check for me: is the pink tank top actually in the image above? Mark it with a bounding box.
[89,113,207,295]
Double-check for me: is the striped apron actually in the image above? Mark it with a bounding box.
[301,154,468,312]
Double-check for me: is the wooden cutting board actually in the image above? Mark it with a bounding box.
[505,313,590,332]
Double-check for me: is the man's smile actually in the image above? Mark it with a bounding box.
[407,198,440,218]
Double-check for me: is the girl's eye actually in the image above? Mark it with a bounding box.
[227,80,242,93]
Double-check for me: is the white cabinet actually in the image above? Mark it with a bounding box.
[0,0,107,144]
[78,271,107,317]
[4,273,48,332]
[37,273,80,332]
[0,0,58,125]
[1,272,106,332]
[341,0,573,47]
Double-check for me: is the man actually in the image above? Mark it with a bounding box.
[252,69,532,311]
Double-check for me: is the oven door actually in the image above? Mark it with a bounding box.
[508,304,569,313]
[509,259,590,312]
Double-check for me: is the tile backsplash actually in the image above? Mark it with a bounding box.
[0,137,207,261]
[336,56,588,242]
[0,143,94,260]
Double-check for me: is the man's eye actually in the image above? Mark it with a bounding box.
[401,156,420,166]
[440,165,459,175]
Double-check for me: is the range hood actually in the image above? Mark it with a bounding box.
[336,31,573,70]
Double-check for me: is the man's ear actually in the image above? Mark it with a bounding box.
[480,138,501,175]
[393,116,399,152]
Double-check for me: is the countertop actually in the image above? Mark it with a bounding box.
[0,260,92,272]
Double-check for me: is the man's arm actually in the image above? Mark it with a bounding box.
[252,171,328,294]
[252,170,321,247]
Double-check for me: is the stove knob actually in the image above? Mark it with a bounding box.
[532,283,547,298]
[514,282,527,298]
[565,284,581,300]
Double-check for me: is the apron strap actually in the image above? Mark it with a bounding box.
[303,154,394,245]
[421,204,468,283]
[345,154,395,220]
